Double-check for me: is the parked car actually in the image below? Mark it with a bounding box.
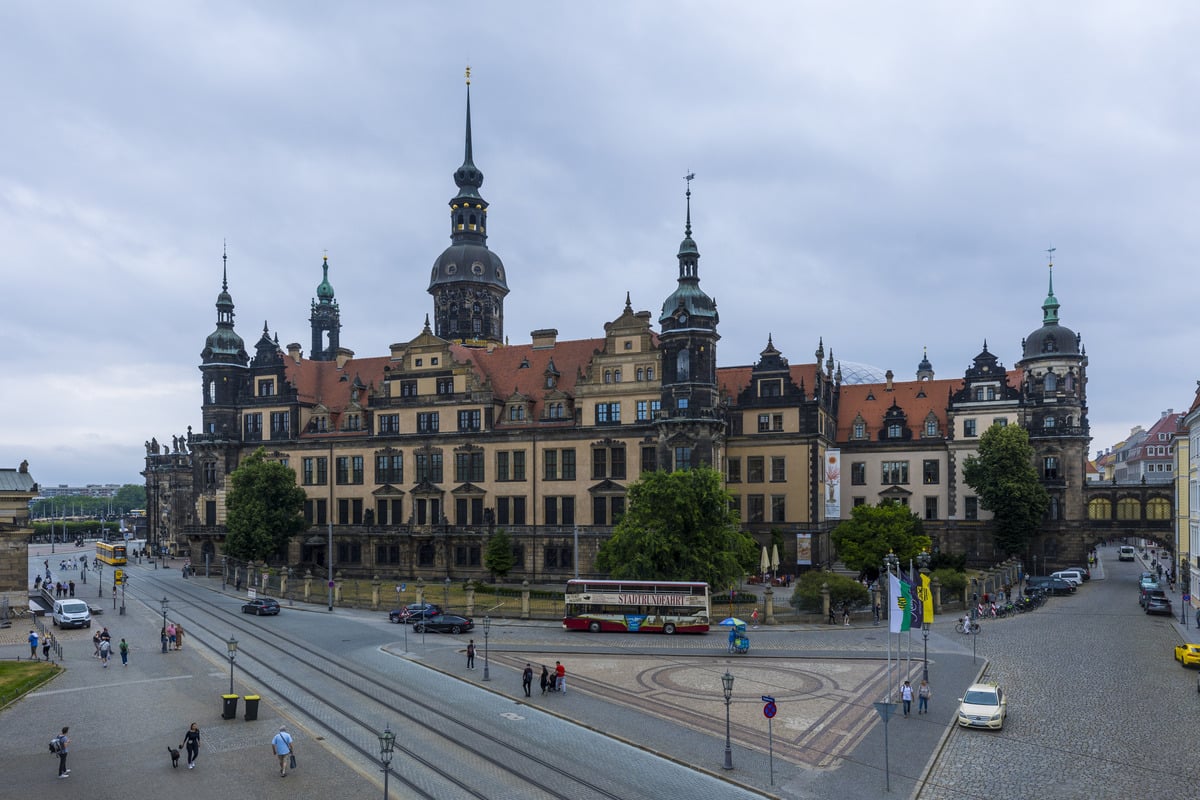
[412,613,474,634]
[1050,570,1083,586]
[1026,577,1075,595]
[957,682,1007,730]
[388,603,443,624]
[1118,546,1136,561]
[1174,643,1200,667]
[1140,588,1167,609]
[1145,595,1172,615]
[241,597,281,616]
[1067,565,1091,581]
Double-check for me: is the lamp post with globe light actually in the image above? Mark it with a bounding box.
[721,671,735,769]
[378,725,395,800]
[226,636,238,694]
[917,548,931,681]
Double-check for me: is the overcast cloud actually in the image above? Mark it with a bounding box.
[4,2,1198,487]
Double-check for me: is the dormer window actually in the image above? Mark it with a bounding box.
[546,375,556,389]
[888,423,902,439]
[853,421,865,439]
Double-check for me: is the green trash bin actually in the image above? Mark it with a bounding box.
[221,694,239,720]
[243,694,260,721]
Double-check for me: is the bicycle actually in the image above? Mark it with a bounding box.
[955,619,981,635]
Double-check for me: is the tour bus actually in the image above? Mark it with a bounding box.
[95,541,127,566]
[563,579,711,634]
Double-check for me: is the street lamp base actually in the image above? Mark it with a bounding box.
[723,748,733,770]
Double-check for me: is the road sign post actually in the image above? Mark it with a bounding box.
[762,696,776,786]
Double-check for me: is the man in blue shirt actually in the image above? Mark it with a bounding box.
[271,726,294,777]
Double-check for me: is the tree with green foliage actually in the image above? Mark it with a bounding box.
[595,465,756,588]
[224,447,308,562]
[484,528,515,580]
[789,571,870,613]
[962,423,1050,555]
[831,502,931,577]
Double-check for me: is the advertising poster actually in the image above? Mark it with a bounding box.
[823,448,841,520]
[795,533,813,566]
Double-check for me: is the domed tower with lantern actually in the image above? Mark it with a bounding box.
[199,246,249,439]
[1016,255,1090,524]
[655,175,724,469]
[309,255,341,361]
[427,68,509,347]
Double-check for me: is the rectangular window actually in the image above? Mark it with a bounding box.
[259,379,275,397]
[336,542,362,563]
[993,418,1007,428]
[376,545,401,565]
[544,449,557,481]
[641,446,657,473]
[758,414,771,432]
[496,451,509,481]
[674,447,691,471]
[336,457,350,484]
[454,452,485,483]
[773,414,784,431]
[650,400,661,417]
[727,457,741,483]
[415,452,443,483]
[923,459,939,485]
[512,450,526,481]
[853,497,866,507]
[562,449,576,480]
[417,412,440,433]
[1044,456,1059,480]
[203,461,218,487]
[437,377,454,395]
[302,457,315,485]
[770,495,786,523]
[636,400,649,421]
[593,495,607,526]
[315,457,327,485]
[314,498,326,525]
[400,380,417,397]
[770,457,786,482]
[270,411,290,436]
[851,462,866,485]
[458,409,481,431]
[610,447,625,479]
[379,414,400,434]
[375,453,403,484]
[595,402,621,424]
[747,456,765,483]
[747,495,765,523]
[592,448,607,479]
[964,419,977,437]
[965,496,978,520]
[344,413,361,431]
[243,413,262,438]
[925,497,938,520]
[728,495,740,516]
[881,461,909,485]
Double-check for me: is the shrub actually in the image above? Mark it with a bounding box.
[790,571,870,613]
[932,568,966,595]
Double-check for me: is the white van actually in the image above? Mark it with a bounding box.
[1050,569,1083,586]
[52,599,92,629]
[1118,546,1136,562]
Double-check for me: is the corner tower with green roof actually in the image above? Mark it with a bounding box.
[309,255,341,361]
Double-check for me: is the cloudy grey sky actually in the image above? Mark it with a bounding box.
[4,2,1198,488]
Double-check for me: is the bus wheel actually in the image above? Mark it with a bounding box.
[589,622,601,633]
[663,623,676,635]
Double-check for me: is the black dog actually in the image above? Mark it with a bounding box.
[168,746,180,768]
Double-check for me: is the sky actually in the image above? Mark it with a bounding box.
[4,2,1200,488]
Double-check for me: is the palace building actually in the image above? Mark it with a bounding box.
[145,80,1102,581]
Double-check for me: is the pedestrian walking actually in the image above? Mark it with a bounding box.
[900,680,913,716]
[873,601,881,625]
[918,679,931,713]
[828,605,836,625]
[119,638,129,666]
[539,665,550,695]
[28,629,39,659]
[466,640,476,669]
[54,726,70,778]
[522,663,533,697]
[167,622,177,650]
[750,607,760,629]
[42,632,53,661]
[271,726,294,778]
[555,660,566,694]
[175,624,184,650]
[68,580,75,597]
[842,603,851,626]
[92,630,102,658]
[181,722,201,769]
[99,637,111,667]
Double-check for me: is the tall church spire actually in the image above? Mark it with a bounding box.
[1042,252,1060,325]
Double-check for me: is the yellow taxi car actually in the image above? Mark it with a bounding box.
[1174,643,1200,667]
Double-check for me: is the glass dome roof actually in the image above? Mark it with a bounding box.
[838,360,888,385]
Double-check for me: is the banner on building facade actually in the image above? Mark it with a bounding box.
[795,533,813,566]
[823,449,841,520]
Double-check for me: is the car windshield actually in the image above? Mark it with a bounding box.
[61,602,87,613]
[963,690,998,706]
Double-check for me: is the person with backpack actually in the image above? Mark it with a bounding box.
[119,638,129,667]
[99,637,112,668]
[52,727,70,778]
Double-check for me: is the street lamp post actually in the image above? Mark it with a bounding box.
[160,596,169,653]
[721,670,735,770]
[444,576,451,612]
[1181,556,1191,628]
[378,725,396,800]
[97,562,104,598]
[226,636,238,694]
[482,616,491,682]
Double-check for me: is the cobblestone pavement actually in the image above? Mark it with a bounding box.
[918,548,1200,800]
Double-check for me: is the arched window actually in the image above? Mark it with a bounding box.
[1064,373,1074,392]
[614,369,621,383]
[677,350,690,380]
[1147,498,1171,520]
[1116,498,1141,520]
[636,368,644,381]
[1048,497,1059,519]
[1087,498,1111,520]
[604,371,611,384]
[1044,372,1057,392]
[647,367,655,381]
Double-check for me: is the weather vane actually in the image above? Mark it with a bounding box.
[1046,245,1055,266]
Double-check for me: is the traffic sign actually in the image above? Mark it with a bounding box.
[763,701,777,719]
[761,695,774,703]
[1185,594,1192,602]
[114,569,124,585]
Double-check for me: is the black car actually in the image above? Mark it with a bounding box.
[388,602,443,624]
[1026,577,1075,596]
[241,597,281,616]
[1141,588,1167,609]
[412,613,473,634]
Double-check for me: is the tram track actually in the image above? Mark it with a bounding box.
[126,569,633,800]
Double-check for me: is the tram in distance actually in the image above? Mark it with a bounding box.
[563,579,711,634]
[95,541,127,566]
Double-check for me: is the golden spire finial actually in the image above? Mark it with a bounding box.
[465,65,471,86]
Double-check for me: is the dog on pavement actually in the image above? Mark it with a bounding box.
[168,746,180,768]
